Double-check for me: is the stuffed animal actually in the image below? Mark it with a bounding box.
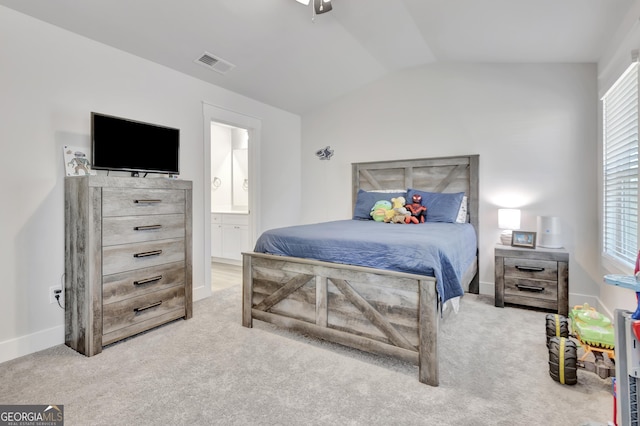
[391,197,409,215]
[383,208,397,223]
[370,200,392,222]
[391,213,409,224]
[390,196,411,224]
[405,193,427,224]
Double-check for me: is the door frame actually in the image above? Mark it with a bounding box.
[201,102,261,300]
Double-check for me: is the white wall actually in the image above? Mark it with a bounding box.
[301,62,599,304]
[0,6,301,363]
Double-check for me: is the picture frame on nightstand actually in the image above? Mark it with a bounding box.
[512,231,536,248]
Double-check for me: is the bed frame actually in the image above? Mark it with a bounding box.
[242,155,479,386]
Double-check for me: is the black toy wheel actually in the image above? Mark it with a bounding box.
[545,313,569,347]
[548,336,577,385]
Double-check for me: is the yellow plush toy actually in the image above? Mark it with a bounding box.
[390,196,410,224]
[383,208,396,223]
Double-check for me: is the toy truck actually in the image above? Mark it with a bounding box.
[546,303,615,385]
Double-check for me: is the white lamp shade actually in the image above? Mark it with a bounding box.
[498,209,521,230]
[295,0,310,4]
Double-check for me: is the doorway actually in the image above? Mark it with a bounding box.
[201,103,261,300]
[210,122,249,291]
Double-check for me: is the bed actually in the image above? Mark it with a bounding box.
[242,155,479,386]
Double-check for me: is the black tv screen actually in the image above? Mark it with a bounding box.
[91,112,180,175]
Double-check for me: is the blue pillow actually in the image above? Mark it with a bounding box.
[406,189,465,223]
[353,189,407,220]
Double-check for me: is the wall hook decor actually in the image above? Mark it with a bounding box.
[316,146,334,160]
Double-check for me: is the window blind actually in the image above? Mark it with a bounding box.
[602,62,639,267]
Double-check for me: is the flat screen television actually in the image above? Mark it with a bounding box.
[91,112,180,176]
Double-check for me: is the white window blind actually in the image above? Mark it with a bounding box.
[602,62,639,267]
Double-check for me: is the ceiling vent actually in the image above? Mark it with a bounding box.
[194,52,235,75]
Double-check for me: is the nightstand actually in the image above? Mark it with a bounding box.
[494,244,569,316]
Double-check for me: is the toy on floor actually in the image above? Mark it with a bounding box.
[602,272,640,426]
[545,304,615,385]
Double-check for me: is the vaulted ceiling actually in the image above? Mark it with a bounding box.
[0,0,634,114]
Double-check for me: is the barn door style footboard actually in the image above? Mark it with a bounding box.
[242,252,440,386]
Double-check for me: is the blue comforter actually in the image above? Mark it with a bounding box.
[253,220,477,304]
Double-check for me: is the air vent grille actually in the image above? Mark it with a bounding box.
[198,54,218,67]
[194,52,235,75]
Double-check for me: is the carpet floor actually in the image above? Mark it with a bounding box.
[0,285,613,425]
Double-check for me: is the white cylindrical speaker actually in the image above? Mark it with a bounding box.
[537,216,562,248]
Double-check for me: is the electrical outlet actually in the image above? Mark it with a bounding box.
[50,285,62,304]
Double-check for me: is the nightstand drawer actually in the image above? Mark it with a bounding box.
[504,277,558,302]
[503,258,557,281]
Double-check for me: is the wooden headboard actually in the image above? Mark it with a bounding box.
[351,155,480,239]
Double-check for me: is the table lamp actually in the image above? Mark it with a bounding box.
[498,208,521,245]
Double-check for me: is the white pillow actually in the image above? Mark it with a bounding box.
[455,196,468,223]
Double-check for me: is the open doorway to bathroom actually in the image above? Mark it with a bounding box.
[201,103,261,299]
[210,122,249,292]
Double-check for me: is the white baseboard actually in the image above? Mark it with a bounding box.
[478,280,494,296]
[568,292,600,314]
[0,325,64,365]
[193,282,209,301]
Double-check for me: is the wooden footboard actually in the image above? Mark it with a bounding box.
[242,252,439,386]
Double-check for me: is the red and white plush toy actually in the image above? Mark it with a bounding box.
[405,194,427,224]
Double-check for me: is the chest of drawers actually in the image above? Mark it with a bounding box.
[65,176,192,356]
[494,245,569,316]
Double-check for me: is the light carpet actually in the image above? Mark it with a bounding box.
[0,285,612,425]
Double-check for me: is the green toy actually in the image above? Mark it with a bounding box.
[546,304,615,385]
[370,200,392,222]
[569,303,615,349]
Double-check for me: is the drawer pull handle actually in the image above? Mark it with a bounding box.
[134,225,163,231]
[515,284,544,293]
[133,275,163,286]
[133,250,163,258]
[515,266,545,272]
[134,301,162,313]
[134,199,162,204]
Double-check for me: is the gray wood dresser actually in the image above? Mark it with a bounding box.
[65,176,192,356]
[494,244,569,316]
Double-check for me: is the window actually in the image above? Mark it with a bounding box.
[602,62,639,269]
